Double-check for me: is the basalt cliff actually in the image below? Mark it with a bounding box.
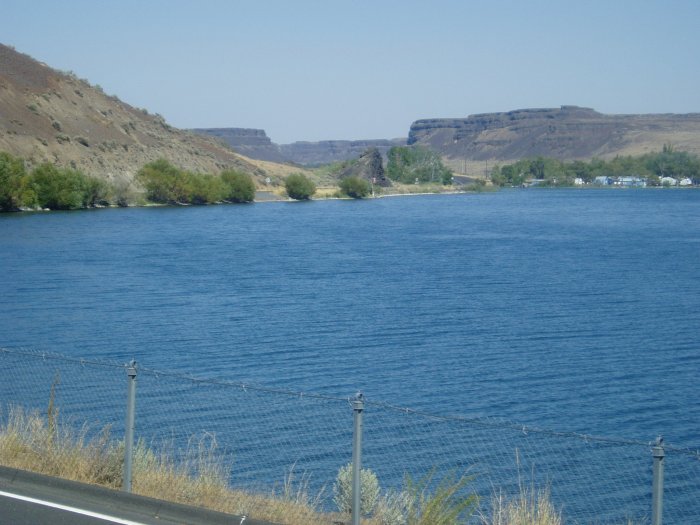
[193,127,405,167]
[408,106,700,170]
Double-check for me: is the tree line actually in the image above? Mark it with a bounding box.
[0,152,114,211]
[490,146,700,187]
[0,153,256,212]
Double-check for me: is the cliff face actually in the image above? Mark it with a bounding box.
[191,128,289,163]
[279,138,405,166]
[192,128,406,167]
[408,106,700,164]
[0,44,265,186]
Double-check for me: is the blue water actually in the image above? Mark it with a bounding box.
[1,189,699,440]
[1,189,699,520]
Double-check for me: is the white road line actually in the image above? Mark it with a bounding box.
[0,489,148,524]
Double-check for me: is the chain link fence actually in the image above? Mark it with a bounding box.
[1,347,698,524]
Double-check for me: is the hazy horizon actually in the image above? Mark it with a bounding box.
[4,0,700,144]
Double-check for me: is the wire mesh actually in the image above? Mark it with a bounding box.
[1,347,699,524]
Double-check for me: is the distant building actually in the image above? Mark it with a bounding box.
[617,176,647,187]
[574,177,585,185]
[679,177,693,186]
[660,176,678,186]
[594,176,612,185]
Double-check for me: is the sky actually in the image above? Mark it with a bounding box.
[3,0,700,144]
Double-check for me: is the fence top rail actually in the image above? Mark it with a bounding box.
[137,365,353,403]
[363,399,674,451]
[3,346,698,457]
[0,347,126,370]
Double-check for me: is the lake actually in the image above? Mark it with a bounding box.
[1,188,699,521]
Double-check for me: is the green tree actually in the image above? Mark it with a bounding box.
[221,170,255,203]
[340,176,371,198]
[387,146,453,184]
[30,164,96,210]
[0,152,36,211]
[285,173,316,200]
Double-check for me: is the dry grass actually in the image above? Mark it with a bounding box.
[0,406,329,524]
[0,406,638,525]
[480,486,562,525]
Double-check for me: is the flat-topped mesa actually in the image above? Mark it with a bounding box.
[407,106,700,162]
[190,128,288,163]
[408,106,601,144]
[192,129,406,166]
[279,138,405,166]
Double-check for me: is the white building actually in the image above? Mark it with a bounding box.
[660,176,678,186]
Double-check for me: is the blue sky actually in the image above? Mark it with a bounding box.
[3,0,700,143]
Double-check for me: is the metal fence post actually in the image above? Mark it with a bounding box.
[123,360,137,492]
[352,392,364,525]
[652,436,664,525]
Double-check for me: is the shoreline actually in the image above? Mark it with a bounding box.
[4,184,697,214]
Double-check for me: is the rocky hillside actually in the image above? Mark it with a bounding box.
[409,106,700,171]
[0,44,266,188]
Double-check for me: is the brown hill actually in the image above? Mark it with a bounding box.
[408,106,700,174]
[0,44,267,188]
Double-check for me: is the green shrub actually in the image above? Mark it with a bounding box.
[221,170,255,203]
[186,172,228,204]
[136,159,187,204]
[340,176,372,198]
[285,173,316,200]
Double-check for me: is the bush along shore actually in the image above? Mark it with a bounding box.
[4,147,697,213]
[0,403,651,525]
[0,152,473,213]
[0,153,258,212]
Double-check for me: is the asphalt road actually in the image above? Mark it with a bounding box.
[0,466,275,525]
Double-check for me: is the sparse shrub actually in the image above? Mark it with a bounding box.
[375,488,413,525]
[480,487,561,525]
[285,173,316,200]
[333,463,380,516]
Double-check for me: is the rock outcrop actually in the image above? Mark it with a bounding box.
[337,148,390,187]
[408,106,700,164]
